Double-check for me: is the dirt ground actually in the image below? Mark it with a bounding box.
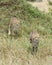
[28,0,52,13]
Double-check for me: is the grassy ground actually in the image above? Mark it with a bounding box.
[0,34,52,65]
[0,0,52,65]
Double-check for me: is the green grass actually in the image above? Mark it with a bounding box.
[0,0,52,65]
[0,0,52,35]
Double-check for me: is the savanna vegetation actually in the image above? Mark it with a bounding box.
[0,0,52,65]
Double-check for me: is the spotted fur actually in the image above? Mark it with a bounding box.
[8,17,20,36]
[30,30,40,53]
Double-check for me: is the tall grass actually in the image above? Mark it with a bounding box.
[0,33,52,65]
[0,0,52,65]
[0,0,52,36]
